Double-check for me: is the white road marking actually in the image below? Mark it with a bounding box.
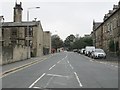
[49,64,56,70]
[44,77,54,88]
[69,64,74,70]
[65,55,68,58]
[62,58,65,60]
[90,60,94,62]
[111,65,114,67]
[99,62,103,64]
[33,87,40,88]
[29,73,46,88]
[115,66,118,68]
[61,55,67,61]
[74,72,82,87]
[57,60,61,64]
[67,60,69,64]
[47,74,69,78]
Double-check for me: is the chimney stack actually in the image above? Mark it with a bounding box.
[13,2,23,22]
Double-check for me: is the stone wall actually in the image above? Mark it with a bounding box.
[1,45,28,65]
[13,45,28,62]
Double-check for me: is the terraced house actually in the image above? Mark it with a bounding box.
[92,1,120,55]
[1,2,51,65]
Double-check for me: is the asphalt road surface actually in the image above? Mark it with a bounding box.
[2,51,118,88]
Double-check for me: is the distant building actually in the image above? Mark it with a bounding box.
[84,34,91,38]
[43,31,51,55]
[1,2,51,65]
[92,1,120,52]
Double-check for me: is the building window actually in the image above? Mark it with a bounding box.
[25,27,27,37]
[25,27,33,37]
[2,29,4,38]
[29,27,33,37]
[107,23,110,32]
[12,28,17,35]
[113,18,117,29]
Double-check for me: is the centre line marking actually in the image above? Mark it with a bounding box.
[69,64,74,70]
[29,73,46,88]
[49,64,56,70]
[67,60,69,64]
[74,72,82,87]
[57,60,61,64]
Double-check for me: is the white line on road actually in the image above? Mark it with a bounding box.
[115,66,118,68]
[29,73,46,88]
[61,55,68,61]
[57,60,61,64]
[74,72,82,87]
[90,60,94,62]
[33,87,40,88]
[111,65,114,67]
[49,64,56,70]
[67,60,69,64]
[47,74,69,78]
[65,55,68,58]
[62,58,65,60]
[44,76,54,88]
[69,64,74,70]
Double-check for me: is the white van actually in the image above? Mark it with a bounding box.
[85,46,95,56]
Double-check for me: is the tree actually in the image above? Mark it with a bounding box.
[64,34,93,51]
[64,34,75,51]
[51,34,63,51]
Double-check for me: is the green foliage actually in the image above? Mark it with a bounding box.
[64,34,93,51]
[64,34,76,50]
[51,34,63,51]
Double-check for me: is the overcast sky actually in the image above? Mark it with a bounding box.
[0,0,119,40]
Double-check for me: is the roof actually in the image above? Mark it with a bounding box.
[2,21,41,27]
[93,22,102,31]
[103,6,120,22]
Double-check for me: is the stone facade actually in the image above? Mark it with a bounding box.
[43,31,51,55]
[1,2,51,65]
[92,1,120,53]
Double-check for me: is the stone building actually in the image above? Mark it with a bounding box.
[92,1,120,53]
[43,31,51,55]
[1,2,51,65]
[92,21,102,47]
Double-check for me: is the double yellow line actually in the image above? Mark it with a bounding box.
[0,57,49,78]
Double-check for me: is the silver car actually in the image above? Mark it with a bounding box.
[91,49,106,59]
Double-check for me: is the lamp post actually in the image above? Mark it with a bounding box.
[27,7,40,58]
[27,7,40,21]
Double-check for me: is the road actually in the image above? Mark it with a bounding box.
[2,51,118,88]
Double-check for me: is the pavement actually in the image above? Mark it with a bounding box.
[1,51,118,88]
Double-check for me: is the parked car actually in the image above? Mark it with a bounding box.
[73,49,78,52]
[77,49,81,53]
[91,48,106,59]
[80,48,85,54]
[85,46,95,56]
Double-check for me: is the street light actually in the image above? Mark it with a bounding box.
[27,7,40,21]
[27,7,40,58]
